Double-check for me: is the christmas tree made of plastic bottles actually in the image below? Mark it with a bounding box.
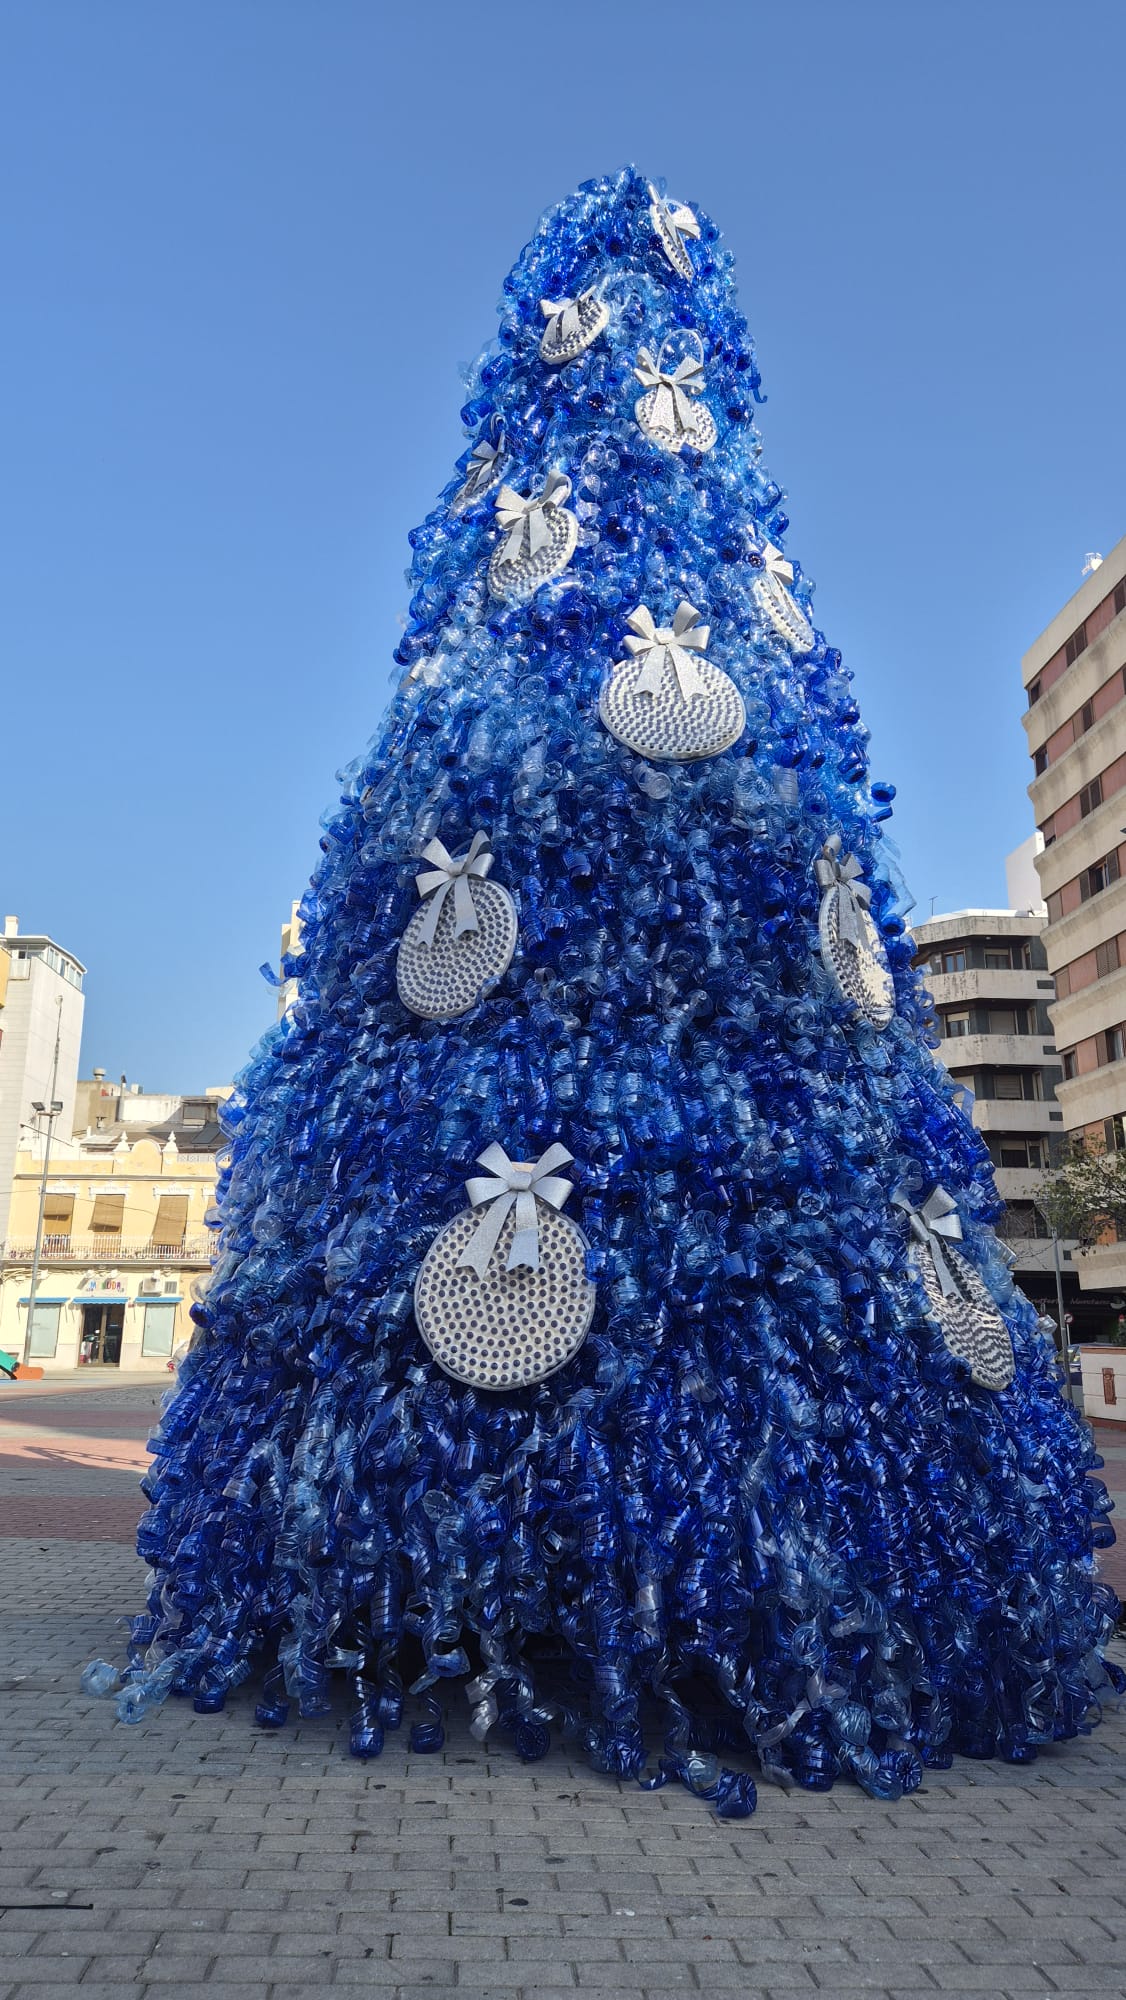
[87,169,1120,1816]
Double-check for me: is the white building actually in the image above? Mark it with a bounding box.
[0,916,85,1246]
[910,905,1088,1331]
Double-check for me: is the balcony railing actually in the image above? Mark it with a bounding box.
[2,1235,217,1264]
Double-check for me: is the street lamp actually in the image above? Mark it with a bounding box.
[21,995,67,1370]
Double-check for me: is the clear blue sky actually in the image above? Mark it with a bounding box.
[3,1,1124,1092]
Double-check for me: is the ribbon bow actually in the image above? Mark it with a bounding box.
[649,184,701,247]
[540,292,595,350]
[457,1142,576,1278]
[494,471,572,568]
[634,348,706,437]
[624,602,710,702]
[814,835,873,949]
[760,540,795,587]
[892,1185,964,1298]
[457,427,505,506]
[414,831,494,948]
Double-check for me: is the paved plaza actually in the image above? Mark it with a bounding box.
[0,1379,1124,2000]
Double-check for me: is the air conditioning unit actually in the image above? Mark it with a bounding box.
[139,1277,162,1295]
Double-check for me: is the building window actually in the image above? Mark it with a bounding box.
[151,1195,188,1251]
[1080,776,1103,818]
[1105,1026,1126,1066]
[1054,965,1071,999]
[993,1071,1040,1100]
[1096,936,1121,980]
[989,1007,1029,1036]
[1061,1049,1078,1080]
[999,1139,1045,1168]
[41,1194,74,1252]
[90,1192,125,1236]
[944,1011,970,1038]
[1066,622,1088,667]
[141,1303,178,1358]
[930,949,966,974]
[26,1303,61,1359]
[1081,851,1121,901]
[1116,579,1126,618]
[1028,679,1042,706]
[1034,745,1049,776]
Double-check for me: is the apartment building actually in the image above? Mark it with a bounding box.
[0,916,85,1245]
[911,908,1082,1326]
[1023,533,1126,1290]
[0,1083,228,1372]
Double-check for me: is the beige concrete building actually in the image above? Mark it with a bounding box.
[0,1084,229,1372]
[1023,533,1126,1290]
[911,907,1084,1326]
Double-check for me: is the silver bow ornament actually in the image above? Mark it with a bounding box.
[649,184,701,259]
[634,348,706,438]
[759,540,795,587]
[893,1185,963,1299]
[814,835,874,950]
[457,1142,576,1278]
[415,831,494,948]
[494,471,572,568]
[624,602,711,702]
[456,426,506,507]
[540,292,597,350]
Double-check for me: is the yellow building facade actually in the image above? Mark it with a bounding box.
[0,1136,220,1372]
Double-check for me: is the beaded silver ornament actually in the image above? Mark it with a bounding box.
[648,183,700,280]
[415,1144,596,1391]
[896,1187,1015,1393]
[396,833,517,1021]
[599,603,745,762]
[753,542,815,654]
[634,343,716,454]
[488,471,578,600]
[538,290,609,364]
[451,418,507,514]
[814,838,894,1029]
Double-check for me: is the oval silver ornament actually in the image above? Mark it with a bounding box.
[415,1144,596,1391]
[538,291,609,365]
[648,183,700,281]
[599,602,745,763]
[814,838,894,1029]
[488,472,578,600]
[894,1185,1015,1394]
[915,1241,1015,1393]
[396,833,517,1021]
[818,887,895,1027]
[633,345,716,455]
[753,542,815,653]
[451,418,507,515]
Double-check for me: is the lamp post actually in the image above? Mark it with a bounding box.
[21,999,66,1370]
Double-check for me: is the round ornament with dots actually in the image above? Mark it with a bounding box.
[753,543,815,654]
[414,1146,595,1391]
[488,473,578,600]
[648,183,701,280]
[599,603,745,762]
[396,834,517,1021]
[915,1240,1015,1393]
[633,341,716,455]
[815,838,895,1030]
[538,291,609,365]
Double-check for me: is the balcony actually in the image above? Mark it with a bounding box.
[921,968,1048,1006]
[937,1032,1055,1069]
[2,1235,216,1265]
[1053,1065,1126,1133]
[968,1099,1060,1134]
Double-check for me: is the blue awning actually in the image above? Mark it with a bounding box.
[18,1296,70,1306]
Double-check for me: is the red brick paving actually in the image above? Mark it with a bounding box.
[0,1494,143,1543]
